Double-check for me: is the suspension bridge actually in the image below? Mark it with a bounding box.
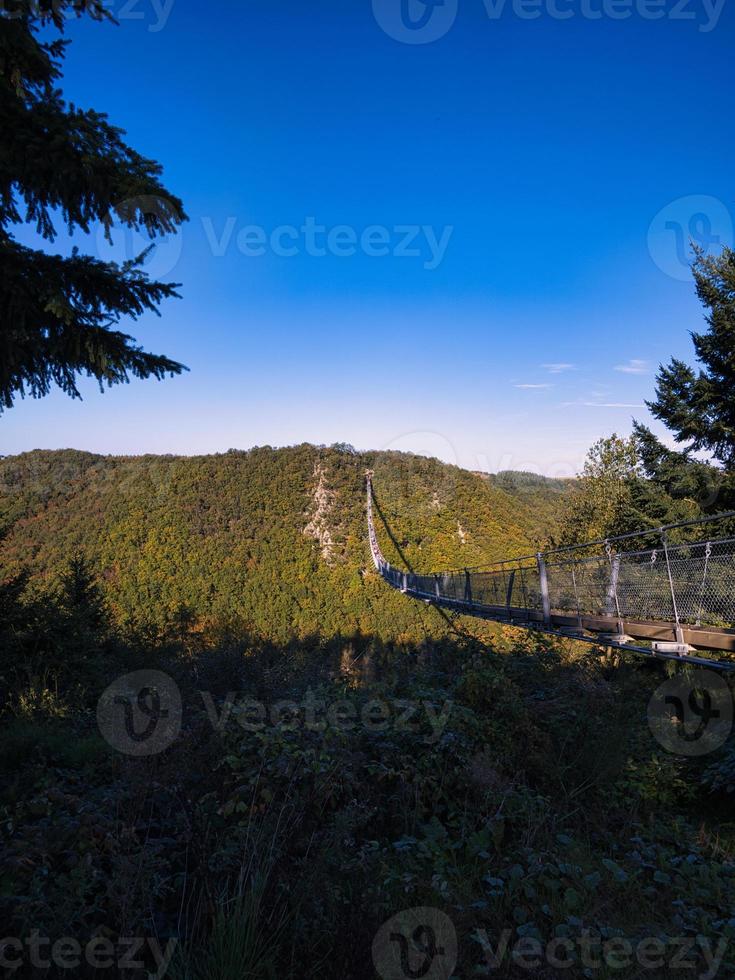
[366,474,735,670]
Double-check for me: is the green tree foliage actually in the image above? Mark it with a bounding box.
[0,555,110,704]
[487,470,573,542]
[647,246,735,468]
[558,435,640,543]
[0,0,187,411]
[557,434,698,545]
[0,445,555,644]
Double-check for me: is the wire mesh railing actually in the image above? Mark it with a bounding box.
[540,538,735,628]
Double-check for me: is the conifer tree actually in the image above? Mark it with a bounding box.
[0,0,187,412]
[60,552,107,632]
[647,246,735,468]
[633,420,724,510]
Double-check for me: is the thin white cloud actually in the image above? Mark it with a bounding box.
[614,359,649,375]
[542,362,576,374]
[514,383,553,390]
[582,401,645,409]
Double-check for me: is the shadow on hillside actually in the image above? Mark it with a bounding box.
[370,484,416,573]
[2,572,727,980]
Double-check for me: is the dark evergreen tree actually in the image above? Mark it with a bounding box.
[646,246,735,468]
[59,552,107,632]
[633,420,726,511]
[0,0,187,412]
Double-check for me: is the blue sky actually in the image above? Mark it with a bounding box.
[4,0,734,475]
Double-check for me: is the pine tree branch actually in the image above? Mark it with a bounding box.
[0,239,188,409]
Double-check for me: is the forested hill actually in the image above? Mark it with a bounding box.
[483,470,574,542]
[0,446,567,643]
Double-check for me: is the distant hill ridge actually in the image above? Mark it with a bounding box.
[489,469,575,492]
